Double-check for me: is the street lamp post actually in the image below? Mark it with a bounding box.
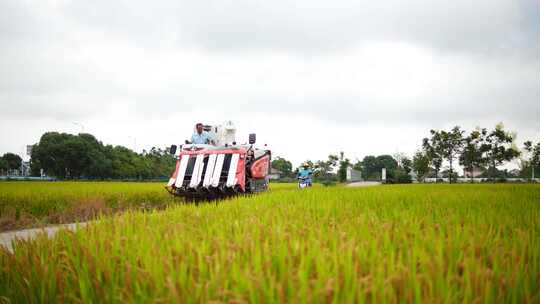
[128,136,137,153]
[72,122,85,134]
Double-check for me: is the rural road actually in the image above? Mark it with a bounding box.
[0,223,86,253]
[346,181,382,187]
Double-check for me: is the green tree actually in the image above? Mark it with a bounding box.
[422,137,442,180]
[523,141,540,180]
[0,158,8,175]
[30,132,95,179]
[376,155,398,179]
[391,153,412,183]
[484,123,520,179]
[358,156,378,179]
[401,157,412,175]
[392,169,412,183]
[109,146,140,179]
[337,152,350,183]
[459,128,490,182]
[426,127,464,183]
[393,152,412,174]
[357,155,398,181]
[77,133,111,179]
[412,151,430,182]
[31,132,72,178]
[142,147,176,179]
[30,132,175,180]
[2,153,22,171]
[271,157,293,177]
[313,155,338,184]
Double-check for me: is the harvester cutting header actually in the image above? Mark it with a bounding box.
[166,122,271,201]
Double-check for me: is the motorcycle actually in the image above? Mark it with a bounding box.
[298,176,312,189]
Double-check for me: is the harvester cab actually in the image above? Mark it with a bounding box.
[166,122,271,201]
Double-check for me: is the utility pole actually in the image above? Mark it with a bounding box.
[21,145,25,177]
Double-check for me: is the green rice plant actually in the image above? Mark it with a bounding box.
[0,182,299,230]
[0,184,539,303]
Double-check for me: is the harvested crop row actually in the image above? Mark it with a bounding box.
[0,182,174,231]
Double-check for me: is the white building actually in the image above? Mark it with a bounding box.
[346,167,362,182]
[268,168,283,180]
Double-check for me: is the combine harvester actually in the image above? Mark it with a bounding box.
[166,122,271,201]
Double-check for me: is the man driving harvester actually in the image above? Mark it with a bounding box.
[190,123,214,145]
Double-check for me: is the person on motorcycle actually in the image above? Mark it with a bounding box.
[297,163,313,187]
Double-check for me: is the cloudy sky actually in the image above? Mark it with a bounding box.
[1,0,539,167]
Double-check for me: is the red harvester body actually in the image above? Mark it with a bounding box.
[166,144,271,201]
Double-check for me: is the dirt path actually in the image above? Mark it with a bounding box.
[0,222,86,252]
[346,181,382,187]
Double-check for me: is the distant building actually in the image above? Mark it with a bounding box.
[1,161,31,177]
[463,167,484,178]
[508,169,521,178]
[22,161,31,176]
[409,171,418,182]
[268,168,283,180]
[346,167,362,182]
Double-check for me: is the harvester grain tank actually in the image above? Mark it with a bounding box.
[165,122,271,201]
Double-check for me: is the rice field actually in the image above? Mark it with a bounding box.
[0,182,175,231]
[0,183,539,303]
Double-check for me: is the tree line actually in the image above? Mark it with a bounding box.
[27,132,175,180]
[271,153,350,184]
[3,123,539,182]
[271,123,540,183]
[272,152,412,184]
[413,123,539,182]
[0,153,23,176]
